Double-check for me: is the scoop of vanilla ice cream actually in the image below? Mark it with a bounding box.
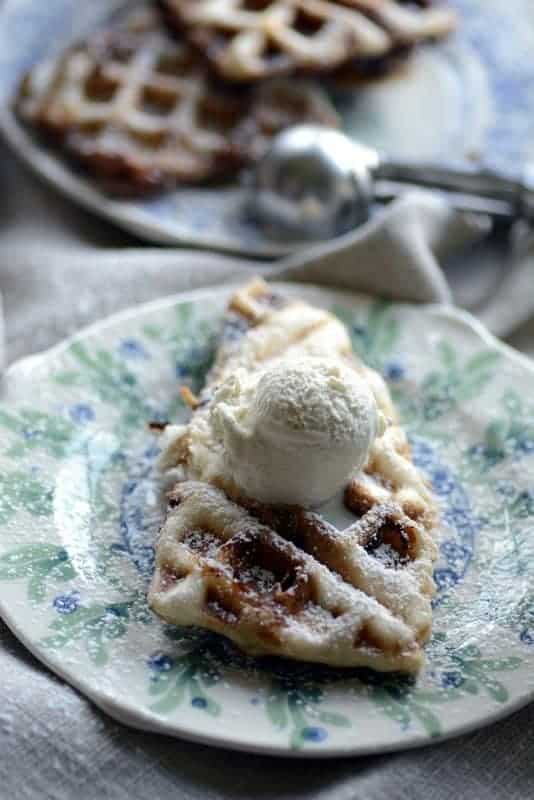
[210,357,385,507]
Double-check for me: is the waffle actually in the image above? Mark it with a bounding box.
[14,7,338,195]
[149,280,438,672]
[161,0,457,83]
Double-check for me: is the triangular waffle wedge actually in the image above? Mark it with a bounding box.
[160,0,457,83]
[14,7,338,195]
[149,281,438,672]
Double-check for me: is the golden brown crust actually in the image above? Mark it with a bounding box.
[149,481,429,670]
[179,386,200,409]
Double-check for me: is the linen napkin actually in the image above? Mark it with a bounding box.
[1,154,534,800]
[0,146,493,369]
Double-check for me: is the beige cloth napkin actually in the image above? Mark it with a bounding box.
[1,155,534,800]
[0,146,497,368]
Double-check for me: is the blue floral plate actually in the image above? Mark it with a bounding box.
[1,0,534,256]
[1,283,534,757]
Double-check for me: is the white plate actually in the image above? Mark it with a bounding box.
[1,0,534,255]
[1,283,534,756]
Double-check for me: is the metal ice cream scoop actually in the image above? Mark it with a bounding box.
[249,125,534,240]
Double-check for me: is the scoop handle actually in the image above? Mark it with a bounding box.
[375,161,534,220]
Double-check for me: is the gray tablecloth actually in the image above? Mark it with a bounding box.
[1,149,534,800]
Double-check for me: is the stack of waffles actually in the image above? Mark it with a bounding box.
[14,1,456,195]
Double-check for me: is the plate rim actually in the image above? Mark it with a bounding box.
[1,282,534,758]
[0,109,290,259]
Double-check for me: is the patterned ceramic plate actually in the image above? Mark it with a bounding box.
[1,0,534,256]
[1,283,534,757]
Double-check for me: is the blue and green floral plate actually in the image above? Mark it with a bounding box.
[1,283,534,757]
[1,0,534,255]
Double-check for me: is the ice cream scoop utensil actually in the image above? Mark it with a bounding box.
[249,125,534,239]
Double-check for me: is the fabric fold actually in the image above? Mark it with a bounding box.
[0,194,491,369]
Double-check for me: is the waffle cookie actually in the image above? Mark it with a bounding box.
[149,281,438,672]
[14,7,338,195]
[161,0,457,83]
